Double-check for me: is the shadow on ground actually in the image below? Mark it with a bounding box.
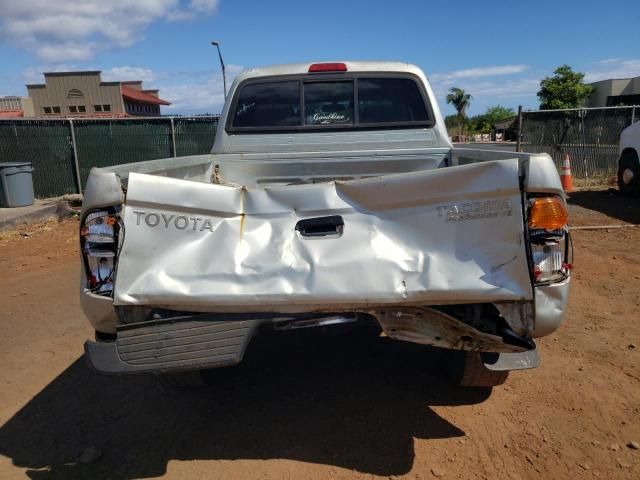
[0,332,490,479]
[567,190,640,224]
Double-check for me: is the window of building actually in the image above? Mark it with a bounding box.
[52,106,61,114]
[78,105,86,113]
[607,94,640,106]
[94,105,103,112]
[43,107,52,114]
[69,106,78,113]
[103,104,111,112]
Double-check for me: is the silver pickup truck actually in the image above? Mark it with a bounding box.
[80,61,571,388]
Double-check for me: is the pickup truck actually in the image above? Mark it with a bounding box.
[80,61,571,388]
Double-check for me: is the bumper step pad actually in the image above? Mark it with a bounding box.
[85,317,258,374]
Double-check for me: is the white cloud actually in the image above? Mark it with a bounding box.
[584,59,640,82]
[461,78,540,98]
[596,58,624,65]
[0,0,220,61]
[429,64,539,114]
[167,0,219,21]
[22,64,79,84]
[430,64,529,82]
[37,43,96,62]
[160,64,244,113]
[103,66,156,83]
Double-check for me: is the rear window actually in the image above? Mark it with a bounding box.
[232,80,300,128]
[229,74,432,131]
[304,81,354,125]
[358,78,428,124]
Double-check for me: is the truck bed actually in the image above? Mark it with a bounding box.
[111,151,533,313]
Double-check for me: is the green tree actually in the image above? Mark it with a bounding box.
[466,106,514,136]
[483,105,515,125]
[444,114,459,129]
[537,65,593,109]
[446,87,472,139]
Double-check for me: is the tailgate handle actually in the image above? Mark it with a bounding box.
[295,215,344,238]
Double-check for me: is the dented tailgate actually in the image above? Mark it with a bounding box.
[113,159,532,311]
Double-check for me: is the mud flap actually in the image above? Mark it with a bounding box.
[481,349,539,371]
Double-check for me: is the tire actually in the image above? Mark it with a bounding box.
[158,370,209,389]
[450,351,509,388]
[617,150,640,196]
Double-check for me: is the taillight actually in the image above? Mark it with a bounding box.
[308,62,347,73]
[527,196,571,285]
[81,209,121,295]
[528,196,568,230]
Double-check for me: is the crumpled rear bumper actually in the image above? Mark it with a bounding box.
[84,310,540,375]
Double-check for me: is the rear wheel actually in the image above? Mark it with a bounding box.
[449,351,509,387]
[617,150,640,196]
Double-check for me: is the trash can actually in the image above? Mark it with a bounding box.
[0,162,35,208]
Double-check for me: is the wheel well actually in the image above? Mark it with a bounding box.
[620,148,639,163]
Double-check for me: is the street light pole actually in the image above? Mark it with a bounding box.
[211,41,227,101]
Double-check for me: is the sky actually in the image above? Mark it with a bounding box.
[0,0,639,116]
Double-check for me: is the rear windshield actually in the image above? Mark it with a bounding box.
[229,75,431,132]
[232,81,300,128]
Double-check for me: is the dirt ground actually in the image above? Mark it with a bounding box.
[0,190,638,480]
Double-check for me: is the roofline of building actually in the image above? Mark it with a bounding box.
[28,81,126,87]
[43,71,102,77]
[121,85,171,105]
[588,76,640,84]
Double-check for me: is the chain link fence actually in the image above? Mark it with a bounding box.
[520,106,638,182]
[0,116,219,198]
[4,109,636,197]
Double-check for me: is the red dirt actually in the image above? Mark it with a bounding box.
[0,192,638,479]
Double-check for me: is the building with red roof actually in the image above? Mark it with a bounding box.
[0,96,34,118]
[26,71,171,117]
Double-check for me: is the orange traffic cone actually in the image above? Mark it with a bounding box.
[560,153,574,192]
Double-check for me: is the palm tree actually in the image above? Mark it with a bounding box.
[446,87,472,140]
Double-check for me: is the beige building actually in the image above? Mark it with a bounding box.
[0,96,35,117]
[26,71,170,117]
[587,76,640,107]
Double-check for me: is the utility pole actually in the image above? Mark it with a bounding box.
[211,41,227,101]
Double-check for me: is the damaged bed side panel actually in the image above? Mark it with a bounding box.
[113,159,533,311]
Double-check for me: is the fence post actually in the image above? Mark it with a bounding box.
[68,119,82,194]
[170,117,177,158]
[632,107,636,125]
[516,105,523,152]
[580,109,588,189]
